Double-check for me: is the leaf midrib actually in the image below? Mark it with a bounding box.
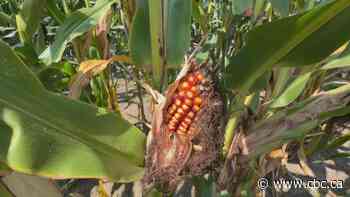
[243,0,350,91]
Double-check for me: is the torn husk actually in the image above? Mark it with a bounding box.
[143,61,225,192]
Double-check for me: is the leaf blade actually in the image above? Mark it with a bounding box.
[270,72,311,108]
[226,0,350,93]
[39,0,116,65]
[0,40,145,182]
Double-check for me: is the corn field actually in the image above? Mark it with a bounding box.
[0,0,350,196]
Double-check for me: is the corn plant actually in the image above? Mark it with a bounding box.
[0,0,350,196]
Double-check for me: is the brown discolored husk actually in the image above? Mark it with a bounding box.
[142,61,225,192]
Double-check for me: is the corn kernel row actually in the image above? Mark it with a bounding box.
[166,71,205,135]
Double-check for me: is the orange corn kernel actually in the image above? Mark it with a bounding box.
[180,81,191,90]
[184,117,192,125]
[181,104,190,112]
[194,97,202,105]
[180,122,189,129]
[187,111,195,119]
[195,72,205,81]
[184,98,192,106]
[176,108,186,116]
[169,117,178,125]
[186,91,195,99]
[174,112,182,120]
[174,98,182,106]
[193,105,201,112]
[190,86,199,95]
[168,104,177,114]
[178,90,186,98]
[187,74,197,85]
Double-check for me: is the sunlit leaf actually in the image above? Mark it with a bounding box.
[326,134,350,150]
[322,44,350,70]
[254,0,266,19]
[69,56,131,99]
[16,0,47,43]
[0,40,145,182]
[226,0,350,93]
[39,0,116,65]
[270,72,311,108]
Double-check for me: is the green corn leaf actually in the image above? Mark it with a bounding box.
[326,134,350,150]
[0,12,15,26]
[129,0,152,65]
[226,0,350,93]
[129,0,192,68]
[322,43,350,70]
[0,40,145,182]
[16,0,47,44]
[39,0,116,65]
[270,72,311,108]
